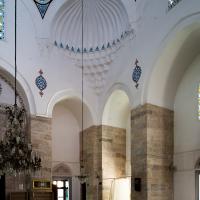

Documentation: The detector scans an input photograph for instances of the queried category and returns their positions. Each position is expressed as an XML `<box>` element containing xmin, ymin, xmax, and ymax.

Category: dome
<box><xmin>52</xmin><ymin>0</ymin><xmax>131</xmax><ymax>53</ymax></box>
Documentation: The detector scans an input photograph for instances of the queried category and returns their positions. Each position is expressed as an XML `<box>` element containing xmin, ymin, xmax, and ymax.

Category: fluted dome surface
<box><xmin>52</xmin><ymin>0</ymin><xmax>130</xmax><ymax>52</ymax></box>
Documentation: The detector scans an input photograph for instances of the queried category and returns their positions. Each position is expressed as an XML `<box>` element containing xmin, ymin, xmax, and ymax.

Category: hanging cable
<box><xmin>81</xmin><ymin>0</ymin><xmax>84</xmax><ymax>168</ymax></box>
<box><xmin>14</xmin><ymin>0</ymin><xmax>17</xmax><ymax>106</ymax></box>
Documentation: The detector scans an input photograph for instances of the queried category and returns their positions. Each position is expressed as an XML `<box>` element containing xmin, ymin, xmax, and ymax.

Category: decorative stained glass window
<box><xmin>198</xmin><ymin>83</ymin><xmax>200</xmax><ymax>120</ymax></box>
<box><xmin>168</xmin><ymin>0</ymin><xmax>182</xmax><ymax>11</ymax></box>
<box><xmin>0</xmin><ymin>0</ymin><xmax>4</xmax><ymax>39</ymax></box>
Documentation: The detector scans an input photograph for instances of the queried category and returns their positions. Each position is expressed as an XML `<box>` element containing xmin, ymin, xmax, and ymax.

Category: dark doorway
<box><xmin>81</xmin><ymin>183</ymin><xmax>86</xmax><ymax>200</ymax></box>
<box><xmin>0</xmin><ymin>175</ymin><xmax>5</xmax><ymax>200</ymax></box>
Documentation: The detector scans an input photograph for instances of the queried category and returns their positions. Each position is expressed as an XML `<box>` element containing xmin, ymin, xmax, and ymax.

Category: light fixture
<box><xmin>0</xmin><ymin>0</ymin><xmax>41</xmax><ymax>175</ymax></box>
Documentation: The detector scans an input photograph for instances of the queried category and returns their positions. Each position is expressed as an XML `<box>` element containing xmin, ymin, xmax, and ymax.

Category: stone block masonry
<box><xmin>31</xmin><ymin>116</ymin><xmax>52</xmax><ymax>180</ymax></box>
<box><xmin>131</xmin><ymin>104</ymin><xmax>173</xmax><ymax>200</ymax></box>
<box><xmin>81</xmin><ymin>125</ymin><xmax>126</xmax><ymax>200</ymax></box>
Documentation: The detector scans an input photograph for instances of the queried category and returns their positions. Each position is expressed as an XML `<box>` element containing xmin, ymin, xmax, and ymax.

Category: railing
<box><xmin>168</xmin><ymin>0</ymin><xmax>182</xmax><ymax>11</ymax></box>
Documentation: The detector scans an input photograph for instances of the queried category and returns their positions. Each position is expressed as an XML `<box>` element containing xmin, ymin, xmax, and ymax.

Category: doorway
<box><xmin>53</xmin><ymin>179</ymin><xmax>71</xmax><ymax>200</ymax></box>
<box><xmin>81</xmin><ymin>183</ymin><xmax>86</xmax><ymax>200</ymax></box>
<box><xmin>0</xmin><ymin>175</ymin><xmax>5</xmax><ymax>200</ymax></box>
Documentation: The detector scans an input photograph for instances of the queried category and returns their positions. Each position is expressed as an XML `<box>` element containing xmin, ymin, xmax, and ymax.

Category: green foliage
<box><xmin>0</xmin><ymin>105</ymin><xmax>41</xmax><ymax>175</ymax></box>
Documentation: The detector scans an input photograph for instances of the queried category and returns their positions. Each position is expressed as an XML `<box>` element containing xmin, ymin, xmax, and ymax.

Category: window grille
<box><xmin>0</xmin><ymin>0</ymin><xmax>4</xmax><ymax>39</ymax></box>
<box><xmin>168</xmin><ymin>0</ymin><xmax>182</xmax><ymax>11</ymax></box>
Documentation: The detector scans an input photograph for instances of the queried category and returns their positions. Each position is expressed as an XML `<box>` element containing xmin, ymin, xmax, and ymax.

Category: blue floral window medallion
<box><xmin>132</xmin><ymin>59</ymin><xmax>142</xmax><ymax>89</ymax></box>
<box><xmin>34</xmin><ymin>0</ymin><xmax>53</xmax><ymax>19</ymax></box>
<box><xmin>35</xmin><ymin>69</ymin><xmax>47</xmax><ymax>97</ymax></box>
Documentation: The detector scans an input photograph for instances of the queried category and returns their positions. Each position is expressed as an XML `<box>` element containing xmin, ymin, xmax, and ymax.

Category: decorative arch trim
<box><xmin>144</xmin><ymin>12</ymin><xmax>200</xmax><ymax>109</ymax></box>
<box><xmin>100</xmin><ymin>82</ymin><xmax>133</xmax><ymax>126</ymax></box>
<box><xmin>0</xmin><ymin>60</ymin><xmax>36</xmax><ymax>115</ymax></box>
<box><xmin>46</xmin><ymin>89</ymin><xmax>96</xmax><ymax>124</ymax></box>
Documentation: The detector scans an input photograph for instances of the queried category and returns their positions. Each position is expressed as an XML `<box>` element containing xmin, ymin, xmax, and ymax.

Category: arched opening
<box><xmin>102</xmin><ymin>89</ymin><xmax>131</xmax><ymax>200</ymax></box>
<box><xmin>147</xmin><ymin>21</ymin><xmax>200</xmax><ymax>200</ymax></box>
<box><xmin>52</xmin><ymin>97</ymin><xmax>93</xmax><ymax>200</ymax></box>
<box><xmin>174</xmin><ymin>53</ymin><xmax>200</xmax><ymax>200</ymax></box>
<box><xmin>0</xmin><ymin>68</ymin><xmax>31</xmax><ymax>198</ymax></box>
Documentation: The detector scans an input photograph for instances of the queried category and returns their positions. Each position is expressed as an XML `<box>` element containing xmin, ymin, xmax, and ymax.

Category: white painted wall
<box><xmin>52</xmin><ymin>102</ymin><xmax>80</xmax><ymax>176</ymax></box>
<box><xmin>174</xmin><ymin>54</ymin><xmax>200</xmax><ymax>200</ymax></box>
<box><xmin>102</xmin><ymin>90</ymin><xmax>131</xmax><ymax>175</ymax></box>
<box><xmin>52</xmin><ymin>102</ymin><xmax>81</xmax><ymax>199</ymax></box>
<box><xmin>72</xmin><ymin>177</ymin><xmax>80</xmax><ymax>200</ymax></box>
<box><xmin>0</xmin><ymin>77</ymin><xmax>15</xmax><ymax>105</ymax></box>
<box><xmin>1</xmin><ymin>0</ymin><xmax>200</xmax><ymax>118</ymax></box>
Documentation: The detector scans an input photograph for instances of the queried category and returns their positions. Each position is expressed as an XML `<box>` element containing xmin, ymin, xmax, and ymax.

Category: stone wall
<box><xmin>30</xmin><ymin>116</ymin><xmax>52</xmax><ymax>180</ymax></box>
<box><xmin>131</xmin><ymin>104</ymin><xmax>173</xmax><ymax>200</ymax></box>
<box><xmin>5</xmin><ymin>116</ymin><xmax>52</xmax><ymax>198</ymax></box>
<box><xmin>0</xmin><ymin>112</ymin><xmax>52</xmax><ymax>197</ymax></box>
<box><xmin>81</xmin><ymin>125</ymin><xmax>126</xmax><ymax>200</ymax></box>
<box><xmin>102</xmin><ymin>125</ymin><xmax>126</xmax><ymax>200</ymax></box>
<box><xmin>81</xmin><ymin>126</ymin><xmax>102</xmax><ymax>200</ymax></box>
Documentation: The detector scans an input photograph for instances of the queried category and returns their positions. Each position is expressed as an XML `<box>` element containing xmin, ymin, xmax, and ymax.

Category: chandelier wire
<box><xmin>14</xmin><ymin>0</ymin><xmax>17</xmax><ymax>106</ymax></box>
<box><xmin>81</xmin><ymin>0</ymin><xmax>84</xmax><ymax>168</ymax></box>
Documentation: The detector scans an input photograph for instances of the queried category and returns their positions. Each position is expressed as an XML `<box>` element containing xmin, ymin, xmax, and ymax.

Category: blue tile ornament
<box><xmin>35</xmin><ymin>69</ymin><xmax>47</xmax><ymax>97</ymax></box>
<box><xmin>33</xmin><ymin>0</ymin><xmax>53</xmax><ymax>19</ymax></box>
<box><xmin>132</xmin><ymin>59</ymin><xmax>142</xmax><ymax>89</ymax></box>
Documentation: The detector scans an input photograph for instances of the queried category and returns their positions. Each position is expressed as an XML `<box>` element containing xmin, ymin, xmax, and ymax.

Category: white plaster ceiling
<box><xmin>52</xmin><ymin>0</ymin><xmax>131</xmax><ymax>53</ymax></box>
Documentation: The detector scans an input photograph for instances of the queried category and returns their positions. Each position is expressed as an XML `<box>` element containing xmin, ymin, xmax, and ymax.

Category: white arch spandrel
<box><xmin>0</xmin><ymin>59</ymin><xmax>36</xmax><ymax>115</ymax></box>
<box><xmin>99</xmin><ymin>82</ymin><xmax>133</xmax><ymax>124</ymax></box>
<box><xmin>46</xmin><ymin>89</ymin><xmax>96</xmax><ymax>128</ymax></box>
<box><xmin>101</xmin><ymin>83</ymin><xmax>132</xmax><ymax>128</ymax></box>
<box><xmin>144</xmin><ymin>13</ymin><xmax>200</xmax><ymax>109</ymax></box>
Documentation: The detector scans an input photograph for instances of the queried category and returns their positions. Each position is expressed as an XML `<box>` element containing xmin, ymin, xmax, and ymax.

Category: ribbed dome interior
<box><xmin>52</xmin><ymin>0</ymin><xmax>130</xmax><ymax>53</ymax></box>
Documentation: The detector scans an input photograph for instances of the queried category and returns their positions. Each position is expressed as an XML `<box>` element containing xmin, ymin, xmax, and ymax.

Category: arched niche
<box><xmin>146</xmin><ymin>16</ymin><xmax>200</xmax><ymax>109</ymax></box>
<box><xmin>146</xmin><ymin>17</ymin><xmax>200</xmax><ymax>200</ymax></box>
<box><xmin>52</xmin><ymin>96</ymin><xmax>94</xmax><ymax>174</ymax></box>
<box><xmin>102</xmin><ymin>89</ymin><xmax>131</xmax><ymax>199</ymax></box>
<box><xmin>52</xmin><ymin>163</ymin><xmax>72</xmax><ymax>178</ymax></box>
<box><xmin>47</xmin><ymin>89</ymin><xmax>95</xmax><ymax>127</ymax></box>
<box><xmin>102</xmin><ymin>89</ymin><xmax>131</xmax><ymax>129</ymax></box>
<box><xmin>0</xmin><ymin>68</ymin><xmax>32</xmax><ymax>139</ymax></box>
<box><xmin>0</xmin><ymin>68</ymin><xmax>30</xmax><ymax>112</ymax></box>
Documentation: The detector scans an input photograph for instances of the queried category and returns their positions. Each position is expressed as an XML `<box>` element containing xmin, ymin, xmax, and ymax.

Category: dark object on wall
<box><xmin>81</xmin><ymin>183</ymin><xmax>86</xmax><ymax>200</ymax></box>
<box><xmin>0</xmin><ymin>83</ymin><xmax>2</xmax><ymax>95</ymax></box>
<box><xmin>52</xmin><ymin>184</ymin><xmax>57</xmax><ymax>200</ymax></box>
<box><xmin>33</xmin><ymin>179</ymin><xmax>52</xmax><ymax>190</ymax></box>
<box><xmin>0</xmin><ymin>175</ymin><xmax>5</xmax><ymax>200</ymax></box>
<box><xmin>134</xmin><ymin>178</ymin><xmax>141</xmax><ymax>192</ymax></box>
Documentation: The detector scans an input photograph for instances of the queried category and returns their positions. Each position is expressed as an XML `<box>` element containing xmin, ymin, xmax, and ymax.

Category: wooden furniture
<box><xmin>10</xmin><ymin>192</ymin><xmax>28</xmax><ymax>200</ymax></box>
<box><xmin>30</xmin><ymin>192</ymin><xmax>53</xmax><ymax>200</ymax></box>
<box><xmin>10</xmin><ymin>191</ymin><xmax>53</xmax><ymax>200</ymax></box>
